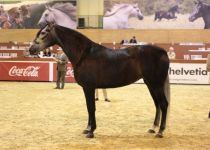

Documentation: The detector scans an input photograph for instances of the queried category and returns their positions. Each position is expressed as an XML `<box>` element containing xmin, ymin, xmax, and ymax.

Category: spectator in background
<box><xmin>129</xmin><ymin>36</ymin><xmax>137</xmax><ymax>43</ymax></box>
<box><xmin>167</xmin><ymin>46</ymin><xmax>176</xmax><ymax>59</ymax></box>
<box><xmin>120</xmin><ymin>39</ymin><xmax>128</xmax><ymax>45</ymax></box>
<box><xmin>53</xmin><ymin>51</ymin><xmax>68</xmax><ymax>89</ymax></box>
<box><xmin>95</xmin><ymin>89</ymin><xmax>110</xmax><ymax>102</ymax></box>
<box><xmin>120</xmin><ymin>39</ymin><xmax>129</xmax><ymax>49</ymax></box>
<box><xmin>206</xmin><ymin>54</ymin><xmax>210</xmax><ymax>71</ymax></box>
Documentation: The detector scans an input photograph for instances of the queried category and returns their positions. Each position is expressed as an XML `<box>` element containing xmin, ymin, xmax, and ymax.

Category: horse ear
<box><xmin>45</xmin><ymin>4</ymin><xmax>52</xmax><ymax>11</ymax></box>
<box><xmin>45</xmin><ymin>4</ymin><xmax>49</xmax><ymax>9</ymax></box>
<box><xmin>197</xmin><ymin>0</ymin><xmax>202</xmax><ymax>4</ymax></box>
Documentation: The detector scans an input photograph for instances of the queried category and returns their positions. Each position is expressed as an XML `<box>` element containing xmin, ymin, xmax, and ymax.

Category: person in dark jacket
<box><xmin>129</xmin><ymin>36</ymin><xmax>137</xmax><ymax>43</ymax></box>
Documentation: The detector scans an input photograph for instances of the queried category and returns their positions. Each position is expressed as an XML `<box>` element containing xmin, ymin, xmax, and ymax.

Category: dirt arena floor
<box><xmin>0</xmin><ymin>82</ymin><xmax>210</xmax><ymax>150</ymax></box>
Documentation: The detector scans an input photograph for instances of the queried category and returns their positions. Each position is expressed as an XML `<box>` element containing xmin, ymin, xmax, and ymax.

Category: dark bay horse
<box><xmin>189</xmin><ymin>0</ymin><xmax>210</xmax><ymax>29</ymax></box>
<box><xmin>154</xmin><ymin>5</ymin><xmax>179</xmax><ymax>21</ymax></box>
<box><xmin>29</xmin><ymin>24</ymin><xmax>170</xmax><ymax>138</ymax></box>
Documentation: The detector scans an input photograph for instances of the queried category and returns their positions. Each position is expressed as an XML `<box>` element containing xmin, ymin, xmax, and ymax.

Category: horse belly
<box><xmin>98</xmin><ymin>61</ymin><xmax>142</xmax><ymax>88</ymax></box>
<box><xmin>75</xmin><ymin>59</ymin><xmax>142</xmax><ymax>88</ymax></box>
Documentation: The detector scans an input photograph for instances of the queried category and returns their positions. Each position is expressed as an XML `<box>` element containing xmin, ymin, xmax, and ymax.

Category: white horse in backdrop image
<box><xmin>38</xmin><ymin>3</ymin><xmax>76</xmax><ymax>29</ymax></box>
<box><xmin>103</xmin><ymin>3</ymin><xmax>144</xmax><ymax>29</ymax></box>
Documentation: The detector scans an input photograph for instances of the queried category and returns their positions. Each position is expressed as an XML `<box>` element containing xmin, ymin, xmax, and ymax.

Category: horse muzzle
<box><xmin>189</xmin><ymin>16</ymin><xmax>196</xmax><ymax>22</ymax></box>
<box><xmin>138</xmin><ymin>15</ymin><xmax>144</xmax><ymax>20</ymax></box>
<box><xmin>38</xmin><ymin>22</ymin><xmax>47</xmax><ymax>29</ymax></box>
<box><xmin>29</xmin><ymin>44</ymin><xmax>40</xmax><ymax>55</ymax></box>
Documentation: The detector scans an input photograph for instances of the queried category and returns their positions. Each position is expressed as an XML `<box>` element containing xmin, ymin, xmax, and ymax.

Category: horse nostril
<box><xmin>38</xmin><ymin>22</ymin><xmax>47</xmax><ymax>29</ymax></box>
<box><xmin>29</xmin><ymin>45</ymin><xmax>36</xmax><ymax>55</ymax></box>
<box><xmin>138</xmin><ymin>15</ymin><xmax>144</xmax><ymax>20</ymax></box>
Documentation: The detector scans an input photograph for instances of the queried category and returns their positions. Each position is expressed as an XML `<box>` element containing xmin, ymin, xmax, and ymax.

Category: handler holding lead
<box><xmin>53</xmin><ymin>50</ymin><xmax>68</xmax><ymax>89</ymax></box>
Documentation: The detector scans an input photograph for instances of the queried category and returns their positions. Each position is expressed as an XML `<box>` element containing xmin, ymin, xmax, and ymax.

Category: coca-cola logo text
<box><xmin>9</xmin><ymin>66</ymin><xmax>40</xmax><ymax>77</ymax></box>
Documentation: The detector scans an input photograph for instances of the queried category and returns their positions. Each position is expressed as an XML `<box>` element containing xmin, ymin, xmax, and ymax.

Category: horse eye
<box><xmin>41</xmin><ymin>32</ymin><xmax>46</xmax><ymax>35</ymax></box>
<box><xmin>45</xmin><ymin>14</ymin><xmax>48</xmax><ymax>17</ymax></box>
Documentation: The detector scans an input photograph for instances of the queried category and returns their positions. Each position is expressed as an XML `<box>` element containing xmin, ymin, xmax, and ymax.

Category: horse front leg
<box><xmin>82</xmin><ymin>87</ymin><xmax>96</xmax><ymax>138</ymax></box>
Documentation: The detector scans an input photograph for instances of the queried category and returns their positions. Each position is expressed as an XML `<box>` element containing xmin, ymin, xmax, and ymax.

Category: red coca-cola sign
<box><xmin>9</xmin><ymin>66</ymin><xmax>40</xmax><ymax>77</ymax></box>
<box><xmin>0</xmin><ymin>62</ymin><xmax>49</xmax><ymax>81</ymax></box>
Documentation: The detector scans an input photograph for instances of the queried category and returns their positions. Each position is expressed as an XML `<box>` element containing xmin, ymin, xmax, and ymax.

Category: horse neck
<box><xmin>54</xmin><ymin>27</ymin><xmax>93</xmax><ymax>66</ymax></box>
<box><xmin>53</xmin><ymin>10</ymin><xmax>75</xmax><ymax>28</ymax></box>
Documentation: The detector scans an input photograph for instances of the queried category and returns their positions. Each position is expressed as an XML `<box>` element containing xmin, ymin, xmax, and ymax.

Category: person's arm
<box><xmin>53</xmin><ymin>57</ymin><xmax>61</xmax><ymax>63</ymax></box>
<box><xmin>59</xmin><ymin>54</ymin><xmax>68</xmax><ymax>64</ymax></box>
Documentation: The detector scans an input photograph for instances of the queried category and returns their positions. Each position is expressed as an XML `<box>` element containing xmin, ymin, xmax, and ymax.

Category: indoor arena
<box><xmin>0</xmin><ymin>0</ymin><xmax>210</xmax><ymax>150</ymax></box>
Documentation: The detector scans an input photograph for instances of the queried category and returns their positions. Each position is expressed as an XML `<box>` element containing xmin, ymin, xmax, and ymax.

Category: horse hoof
<box><xmin>148</xmin><ymin>129</ymin><xmax>156</xmax><ymax>134</ymax></box>
<box><xmin>82</xmin><ymin>129</ymin><xmax>89</xmax><ymax>134</ymax></box>
<box><xmin>155</xmin><ymin>133</ymin><xmax>163</xmax><ymax>138</ymax></box>
<box><xmin>86</xmin><ymin>132</ymin><xmax>94</xmax><ymax>138</ymax></box>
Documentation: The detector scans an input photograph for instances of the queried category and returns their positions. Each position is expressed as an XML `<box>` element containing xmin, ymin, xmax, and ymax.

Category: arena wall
<box><xmin>0</xmin><ymin>29</ymin><xmax>210</xmax><ymax>43</ymax></box>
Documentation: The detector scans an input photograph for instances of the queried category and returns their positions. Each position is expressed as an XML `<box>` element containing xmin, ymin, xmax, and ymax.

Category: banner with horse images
<box><xmin>103</xmin><ymin>0</ymin><xmax>210</xmax><ymax>29</ymax></box>
<box><xmin>0</xmin><ymin>0</ymin><xmax>76</xmax><ymax>29</ymax></box>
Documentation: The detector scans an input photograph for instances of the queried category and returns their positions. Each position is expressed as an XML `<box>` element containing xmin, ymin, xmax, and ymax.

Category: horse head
<box><xmin>169</xmin><ymin>5</ymin><xmax>179</xmax><ymax>13</ymax></box>
<box><xmin>129</xmin><ymin>3</ymin><xmax>144</xmax><ymax>20</ymax></box>
<box><xmin>29</xmin><ymin>23</ymin><xmax>56</xmax><ymax>55</ymax></box>
<box><xmin>38</xmin><ymin>5</ymin><xmax>55</xmax><ymax>29</ymax></box>
<box><xmin>189</xmin><ymin>0</ymin><xmax>203</xmax><ymax>22</ymax></box>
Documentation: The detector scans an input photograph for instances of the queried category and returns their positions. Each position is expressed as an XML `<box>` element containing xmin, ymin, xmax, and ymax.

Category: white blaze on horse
<box><xmin>38</xmin><ymin>3</ymin><xmax>76</xmax><ymax>29</ymax></box>
<box><xmin>103</xmin><ymin>3</ymin><xmax>143</xmax><ymax>29</ymax></box>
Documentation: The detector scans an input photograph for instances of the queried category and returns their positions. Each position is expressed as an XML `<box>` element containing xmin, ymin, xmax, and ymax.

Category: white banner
<box><xmin>169</xmin><ymin>63</ymin><xmax>209</xmax><ymax>84</ymax></box>
<box><xmin>136</xmin><ymin>63</ymin><xmax>210</xmax><ymax>84</ymax></box>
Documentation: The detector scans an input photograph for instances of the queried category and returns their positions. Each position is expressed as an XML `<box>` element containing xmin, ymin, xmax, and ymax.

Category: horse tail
<box><xmin>164</xmin><ymin>74</ymin><xmax>170</xmax><ymax>123</ymax></box>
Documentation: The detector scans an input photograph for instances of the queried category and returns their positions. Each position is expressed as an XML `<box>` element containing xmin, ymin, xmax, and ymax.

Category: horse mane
<box><xmin>54</xmin><ymin>24</ymin><xmax>97</xmax><ymax>65</ymax></box>
<box><xmin>202</xmin><ymin>2</ymin><xmax>210</xmax><ymax>9</ymax></box>
<box><xmin>54</xmin><ymin>24</ymin><xmax>94</xmax><ymax>47</ymax></box>
<box><xmin>104</xmin><ymin>3</ymin><xmax>131</xmax><ymax>17</ymax></box>
<box><xmin>52</xmin><ymin>3</ymin><xmax>76</xmax><ymax>22</ymax></box>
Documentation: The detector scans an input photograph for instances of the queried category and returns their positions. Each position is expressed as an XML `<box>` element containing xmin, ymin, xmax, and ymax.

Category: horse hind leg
<box><xmin>153</xmin><ymin>86</ymin><xmax>169</xmax><ymax>138</ymax></box>
<box><xmin>144</xmin><ymin>80</ymin><xmax>161</xmax><ymax>134</ymax></box>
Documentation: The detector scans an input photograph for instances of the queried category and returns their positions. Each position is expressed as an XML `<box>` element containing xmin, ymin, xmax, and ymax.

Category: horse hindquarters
<box><xmin>140</xmin><ymin>48</ymin><xmax>170</xmax><ymax>137</ymax></box>
<box><xmin>145</xmin><ymin>76</ymin><xmax>170</xmax><ymax>138</ymax></box>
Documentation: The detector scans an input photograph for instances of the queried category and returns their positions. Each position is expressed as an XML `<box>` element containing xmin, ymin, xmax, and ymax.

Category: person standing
<box><xmin>206</xmin><ymin>54</ymin><xmax>210</xmax><ymax>71</ymax></box>
<box><xmin>95</xmin><ymin>89</ymin><xmax>110</xmax><ymax>102</ymax></box>
<box><xmin>167</xmin><ymin>46</ymin><xmax>176</xmax><ymax>59</ymax></box>
<box><xmin>53</xmin><ymin>51</ymin><xmax>68</xmax><ymax>89</ymax></box>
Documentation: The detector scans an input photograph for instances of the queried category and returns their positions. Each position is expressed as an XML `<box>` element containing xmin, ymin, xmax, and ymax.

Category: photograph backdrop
<box><xmin>1</xmin><ymin>0</ymin><xmax>210</xmax><ymax>29</ymax></box>
<box><xmin>0</xmin><ymin>0</ymin><xmax>76</xmax><ymax>29</ymax></box>
<box><xmin>103</xmin><ymin>0</ymin><xmax>210</xmax><ymax>29</ymax></box>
